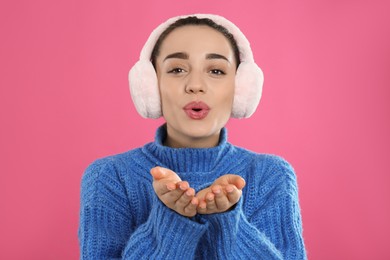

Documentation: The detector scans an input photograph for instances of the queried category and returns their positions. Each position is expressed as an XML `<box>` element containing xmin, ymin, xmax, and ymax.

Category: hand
<box><xmin>196</xmin><ymin>174</ymin><xmax>246</xmax><ymax>215</ymax></box>
<box><xmin>150</xmin><ymin>167</ymin><xmax>199</xmax><ymax>217</ymax></box>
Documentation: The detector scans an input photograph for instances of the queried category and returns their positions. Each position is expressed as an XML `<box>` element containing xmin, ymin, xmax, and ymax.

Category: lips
<box><xmin>183</xmin><ymin>101</ymin><xmax>210</xmax><ymax>120</ymax></box>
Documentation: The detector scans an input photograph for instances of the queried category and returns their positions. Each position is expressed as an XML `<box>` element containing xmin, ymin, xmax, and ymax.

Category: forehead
<box><xmin>158</xmin><ymin>25</ymin><xmax>234</xmax><ymax>57</ymax></box>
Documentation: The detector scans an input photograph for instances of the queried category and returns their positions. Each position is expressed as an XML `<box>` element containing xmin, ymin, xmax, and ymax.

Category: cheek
<box><xmin>159</xmin><ymin>89</ymin><xmax>170</xmax><ymax>113</ymax></box>
<box><xmin>159</xmin><ymin>80</ymin><xmax>179</xmax><ymax>114</ymax></box>
<box><xmin>222</xmin><ymin>82</ymin><xmax>235</xmax><ymax>107</ymax></box>
<box><xmin>214</xmin><ymin>85</ymin><xmax>235</xmax><ymax>117</ymax></box>
<box><xmin>160</xmin><ymin>88</ymin><xmax>177</xmax><ymax>106</ymax></box>
<box><xmin>158</xmin><ymin>77</ymin><xmax>172</xmax><ymax>101</ymax></box>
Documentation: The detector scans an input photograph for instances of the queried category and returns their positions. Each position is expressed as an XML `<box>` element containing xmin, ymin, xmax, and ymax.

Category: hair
<box><xmin>150</xmin><ymin>16</ymin><xmax>241</xmax><ymax>69</ymax></box>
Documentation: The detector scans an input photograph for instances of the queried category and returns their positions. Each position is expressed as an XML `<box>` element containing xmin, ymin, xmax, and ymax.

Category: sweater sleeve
<box><xmin>122</xmin><ymin>197</ymin><xmax>208</xmax><ymax>259</ymax></box>
<box><xmin>198</xmin><ymin>155</ymin><xmax>307</xmax><ymax>260</ymax></box>
<box><xmin>78</xmin><ymin>159</ymin><xmax>208</xmax><ymax>260</ymax></box>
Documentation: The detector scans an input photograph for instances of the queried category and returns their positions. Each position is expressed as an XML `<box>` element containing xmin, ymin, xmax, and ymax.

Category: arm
<box><xmin>78</xmin><ymin>159</ymin><xmax>130</xmax><ymax>259</ymax></box>
<box><xmin>122</xmin><ymin>197</ymin><xmax>208</xmax><ymax>259</ymax></box>
<box><xmin>198</xmin><ymin>156</ymin><xmax>306</xmax><ymax>260</ymax></box>
<box><xmin>78</xmin><ymin>159</ymin><xmax>208</xmax><ymax>260</ymax></box>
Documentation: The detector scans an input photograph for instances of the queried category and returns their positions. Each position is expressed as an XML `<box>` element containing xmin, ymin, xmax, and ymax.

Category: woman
<box><xmin>79</xmin><ymin>14</ymin><xmax>306</xmax><ymax>259</ymax></box>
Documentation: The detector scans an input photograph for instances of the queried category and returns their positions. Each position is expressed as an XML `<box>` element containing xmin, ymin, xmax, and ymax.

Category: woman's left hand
<box><xmin>196</xmin><ymin>174</ymin><xmax>246</xmax><ymax>214</ymax></box>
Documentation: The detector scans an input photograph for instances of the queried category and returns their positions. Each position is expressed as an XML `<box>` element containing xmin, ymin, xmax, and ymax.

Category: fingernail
<box><xmin>166</xmin><ymin>183</ymin><xmax>175</xmax><ymax>191</ymax></box>
<box><xmin>213</xmin><ymin>188</ymin><xmax>221</xmax><ymax>194</ymax></box>
<box><xmin>186</xmin><ymin>190</ymin><xmax>192</xmax><ymax>196</ymax></box>
<box><xmin>226</xmin><ymin>186</ymin><xmax>234</xmax><ymax>193</ymax></box>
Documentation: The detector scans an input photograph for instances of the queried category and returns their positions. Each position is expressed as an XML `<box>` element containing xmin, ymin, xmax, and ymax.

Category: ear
<box><xmin>129</xmin><ymin>60</ymin><xmax>162</xmax><ymax>118</ymax></box>
<box><xmin>232</xmin><ymin>61</ymin><xmax>264</xmax><ymax>118</ymax></box>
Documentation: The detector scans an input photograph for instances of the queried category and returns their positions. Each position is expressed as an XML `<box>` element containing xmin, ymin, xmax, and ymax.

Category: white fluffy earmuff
<box><xmin>129</xmin><ymin>14</ymin><xmax>264</xmax><ymax>119</ymax></box>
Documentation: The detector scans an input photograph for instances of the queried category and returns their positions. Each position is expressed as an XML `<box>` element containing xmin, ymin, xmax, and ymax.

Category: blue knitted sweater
<box><xmin>78</xmin><ymin>125</ymin><xmax>306</xmax><ymax>259</ymax></box>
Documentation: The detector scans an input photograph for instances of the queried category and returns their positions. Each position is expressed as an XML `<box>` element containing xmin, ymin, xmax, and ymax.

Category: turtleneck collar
<box><xmin>142</xmin><ymin>124</ymin><xmax>233</xmax><ymax>173</ymax></box>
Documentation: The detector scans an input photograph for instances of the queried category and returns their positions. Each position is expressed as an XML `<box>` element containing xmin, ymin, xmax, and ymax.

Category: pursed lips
<box><xmin>183</xmin><ymin>101</ymin><xmax>210</xmax><ymax>111</ymax></box>
<box><xmin>183</xmin><ymin>101</ymin><xmax>210</xmax><ymax>120</ymax></box>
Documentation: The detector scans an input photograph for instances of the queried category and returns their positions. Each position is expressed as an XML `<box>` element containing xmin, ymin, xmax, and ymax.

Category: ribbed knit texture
<box><xmin>79</xmin><ymin>125</ymin><xmax>307</xmax><ymax>259</ymax></box>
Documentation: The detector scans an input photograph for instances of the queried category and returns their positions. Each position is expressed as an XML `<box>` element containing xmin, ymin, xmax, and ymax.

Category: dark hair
<box><xmin>151</xmin><ymin>16</ymin><xmax>241</xmax><ymax>69</ymax></box>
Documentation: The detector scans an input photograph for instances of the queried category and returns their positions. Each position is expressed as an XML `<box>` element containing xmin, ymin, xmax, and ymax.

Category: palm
<box><xmin>196</xmin><ymin>174</ymin><xmax>246</xmax><ymax>214</ymax></box>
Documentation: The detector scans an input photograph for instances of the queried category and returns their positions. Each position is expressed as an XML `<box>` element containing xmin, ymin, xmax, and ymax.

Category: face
<box><xmin>155</xmin><ymin>25</ymin><xmax>237</xmax><ymax>148</ymax></box>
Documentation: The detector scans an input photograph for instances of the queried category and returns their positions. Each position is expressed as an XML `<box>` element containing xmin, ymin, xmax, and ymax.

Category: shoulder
<box><xmin>232</xmin><ymin>145</ymin><xmax>297</xmax><ymax>188</ymax></box>
<box><xmin>80</xmin><ymin>147</ymin><xmax>146</xmax><ymax>195</ymax></box>
<box><xmin>81</xmin><ymin>142</ymin><xmax>158</xmax><ymax>184</ymax></box>
<box><xmin>232</xmin><ymin>145</ymin><xmax>294</xmax><ymax>172</ymax></box>
<box><xmin>93</xmin><ymin>144</ymin><xmax>153</xmax><ymax>171</ymax></box>
<box><xmin>82</xmin><ymin>148</ymin><xmax>142</xmax><ymax>177</ymax></box>
<box><xmin>257</xmin><ymin>153</ymin><xmax>297</xmax><ymax>185</ymax></box>
<box><xmin>260</xmin><ymin>153</ymin><xmax>296</xmax><ymax>179</ymax></box>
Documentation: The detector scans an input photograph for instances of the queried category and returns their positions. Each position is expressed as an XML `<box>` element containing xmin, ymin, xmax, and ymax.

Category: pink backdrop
<box><xmin>1</xmin><ymin>1</ymin><xmax>389</xmax><ymax>259</ymax></box>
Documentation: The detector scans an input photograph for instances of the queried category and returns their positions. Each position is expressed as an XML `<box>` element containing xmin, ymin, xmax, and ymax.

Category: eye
<box><xmin>168</xmin><ymin>68</ymin><xmax>186</xmax><ymax>74</ymax></box>
<box><xmin>209</xmin><ymin>69</ymin><xmax>225</xmax><ymax>75</ymax></box>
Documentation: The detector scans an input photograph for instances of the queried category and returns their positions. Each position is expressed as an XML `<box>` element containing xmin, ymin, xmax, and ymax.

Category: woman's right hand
<box><xmin>150</xmin><ymin>166</ymin><xmax>199</xmax><ymax>217</ymax></box>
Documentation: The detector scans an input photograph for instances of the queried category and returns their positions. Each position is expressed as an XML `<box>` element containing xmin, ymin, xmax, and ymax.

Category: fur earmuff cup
<box><xmin>129</xmin><ymin>60</ymin><xmax>161</xmax><ymax>118</ymax></box>
<box><xmin>232</xmin><ymin>61</ymin><xmax>264</xmax><ymax>118</ymax></box>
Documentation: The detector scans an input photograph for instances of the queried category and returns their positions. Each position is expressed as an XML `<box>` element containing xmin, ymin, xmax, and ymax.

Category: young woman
<box><xmin>79</xmin><ymin>14</ymin><xmax>306</xmax><ymax>259</ymax></box>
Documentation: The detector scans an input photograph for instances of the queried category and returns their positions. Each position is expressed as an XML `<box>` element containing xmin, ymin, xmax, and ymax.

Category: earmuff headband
<box><xmin>129</xmin><ymin>14</ymin><xmax>264</xmax><ymax>119</ymax></box>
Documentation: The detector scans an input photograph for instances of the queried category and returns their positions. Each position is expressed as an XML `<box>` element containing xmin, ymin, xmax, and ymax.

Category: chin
<box><xmin>182</xmin><ymin>122</ymin><xmax>222</xmax><ymax>138</ymax></box>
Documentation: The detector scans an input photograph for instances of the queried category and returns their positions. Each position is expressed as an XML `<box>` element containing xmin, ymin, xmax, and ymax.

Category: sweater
<box><xmin>78</xmin><ymin>125</ymin><xmax>307</xmax><ymax>259</ymax></box>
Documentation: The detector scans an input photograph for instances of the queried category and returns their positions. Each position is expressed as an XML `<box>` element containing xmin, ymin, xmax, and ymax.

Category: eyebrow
<box><xmin>206</xmin><ymin>53</ymin><xmax>230</xmax><ymax>63</ymax></box>
<box><xmin>163</xmin><ymin>52</ymin><xmax>188</xmax><ymax>62</ymax></box>
<box><xmin>163</xmin><ymin>52</ymin><xmax>230</xmax><ymax>63</ymax></box>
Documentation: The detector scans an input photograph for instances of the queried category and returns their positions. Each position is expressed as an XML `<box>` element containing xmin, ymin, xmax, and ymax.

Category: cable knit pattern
<box><xmin>79</xmin><ymin>125</ymin><xmax>306</xmax><ymax>259</ymax></box>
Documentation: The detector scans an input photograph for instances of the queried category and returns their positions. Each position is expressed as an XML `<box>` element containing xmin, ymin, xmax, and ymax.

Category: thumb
<box><xmin>150</xmin><ymin>166</ymin><xmax>181</xmax><ymax>181</ymax></box>
<box><xmin>150</xmin><ymin>166</ymin><xmax>167</xmax><ymax>180</ymax></box>
<box><xmin>227</xmin><ymin>175</ymin><xmax>246</xmax><ymax>190</ymax></box>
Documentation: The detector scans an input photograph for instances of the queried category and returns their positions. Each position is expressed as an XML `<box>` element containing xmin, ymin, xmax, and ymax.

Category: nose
<box><xmin>185</xmin><ymin>72</ymin><xmax>206</xmax><ymax>94</ymax></box>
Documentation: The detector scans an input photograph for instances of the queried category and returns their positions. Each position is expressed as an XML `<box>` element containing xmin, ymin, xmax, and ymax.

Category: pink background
<box><xmin>1</xmin><ymin>1</ymin><xmax>389</xmax><ymax>259</ymax></box>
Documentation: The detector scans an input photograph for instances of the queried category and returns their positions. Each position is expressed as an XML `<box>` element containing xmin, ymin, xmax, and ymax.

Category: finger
<box><xmin>150</xmin><ymin>167</ymin><xmax>181</xmax><ymax>182</ymax></box>
<box><xmin>160</xmin><ymin>185</ymin><xmax>187</xmax><ymax>204</ymax></box>
<box><xmin>168</xmin><ymin>181</ymin><xmax>190</xmax><ymax>200</ymax></box>
<box><xmin>205</xmin><ymin>192</ymin><xmax>217</xmax><ymax>211</ymax></box>
<box><xmin>197</xmin><ymin>200</ymin><xmax>207</xmax><ymax>213</ymax></box>
<box><xmin>213</xmin><ymin>186</ymin><xmax>230</xmax><ymax>210</ymax></box>
<box><xmin>175</xmin><ymin>187</ymin><xmax>194</xmax><ymax>209</ymax></box>
<box><xmin>235</xmin><ymin>176</ymin><xmax>246</xmax><ymax>190</ymax></box>
<box><xmin>176</xmin><ymin>181</ymin><xmax>190</xmax><ymax>191</ymax></box>
<box><xmin>152</xmin><ymin>180</ymin><xmax>176</xmax><ymax>197</ymax></box>
<box><xmin>227</xmin><ymin>175</ymin><xmax>246</xmax><ymax>190</ymax></box>
<box><xmin>226</xmin><ymin>184</ymin><xmax>242</xmax><ymax>204</ymax></box>
<box><xmin>211</xmin><ymin>185</ymin><xmax>222</xmax><ymax>195</ymax></box>
<box><xmin>183</xmin><ymin>197</ymin><xmax>199</xmax><ymax>217</ymax></box>
<box><xmin>150</xmin><ymin>167</ymin><xmax>166</xmax><ymax>180</ymax></box>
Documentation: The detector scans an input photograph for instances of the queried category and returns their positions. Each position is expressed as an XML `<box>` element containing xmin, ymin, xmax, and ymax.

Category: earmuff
<box><xmin>129</xmin><ymin>14</ymin><xmax>264</xmax><ymax>119</ymax></box>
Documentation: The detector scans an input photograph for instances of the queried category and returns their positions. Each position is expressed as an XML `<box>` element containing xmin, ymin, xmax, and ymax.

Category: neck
<box><xmin>164</xmin><ymin>126</ymin><xmax>221</xmax><ymax>148</ymax></box>
<box><xmin>164</xmin><ymin>135</ymin><xmax>219</xmax><ymax>148</ymax></box>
